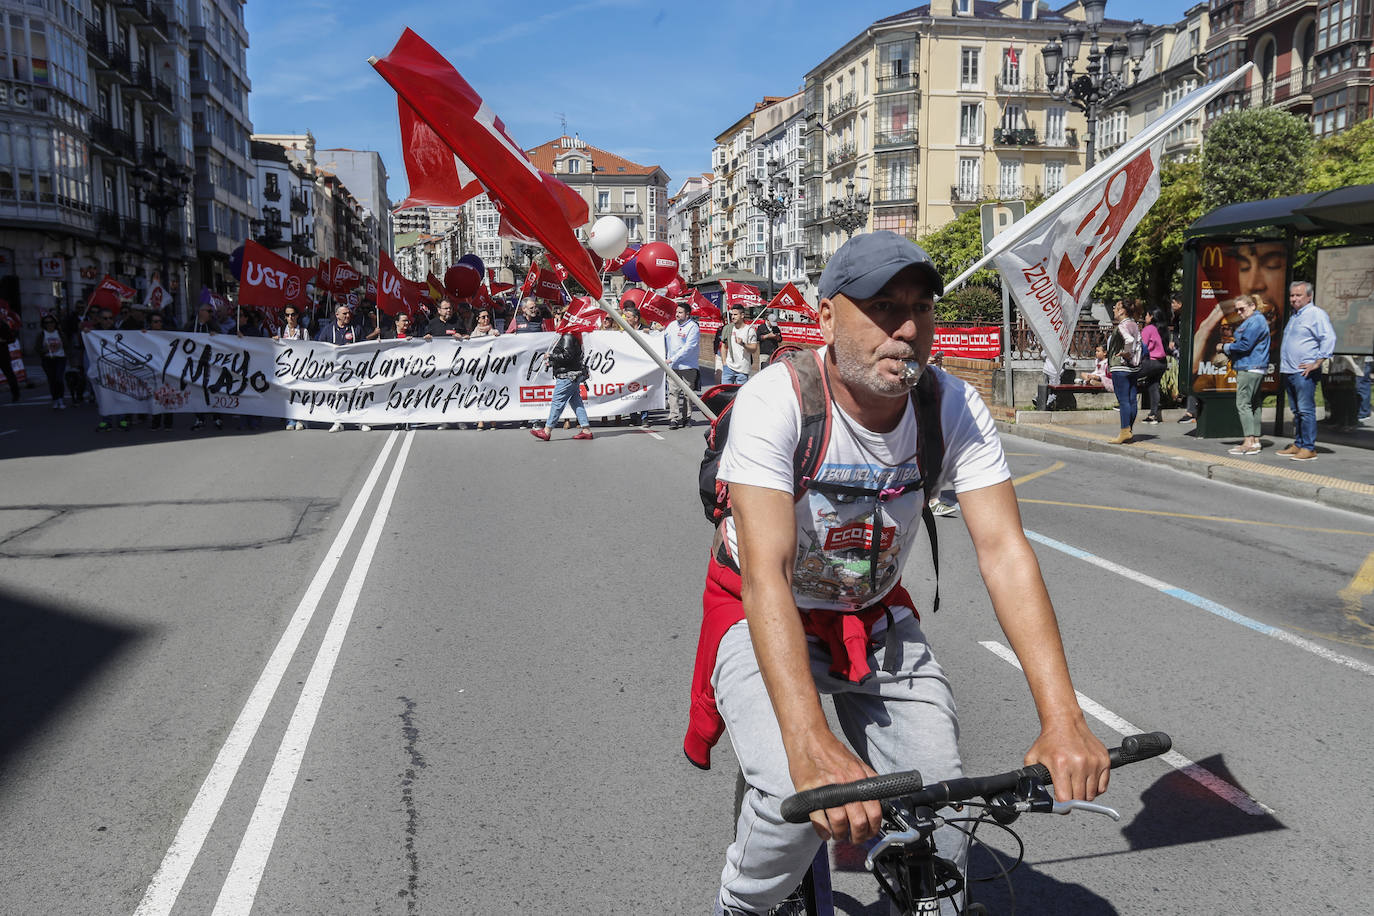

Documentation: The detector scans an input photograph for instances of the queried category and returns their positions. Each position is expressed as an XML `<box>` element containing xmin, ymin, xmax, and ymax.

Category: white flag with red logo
<box><xmin>956</xmin><ymin>64</ymin><xmax>1254</xmax><ymax>370</ymax></box>
<box><xmin>765</xmin><ymin>281</ymin><xmax>817</xmax><ymax>323</ymax></box>
<box><xmin>144</xmin><ymin>280</ymin><xmax>170</xmax><ymax>313</ymax></box>
<box><xmin>721</xmin><ymin>280</ymin><xmax>764</xmax><ymax>310</ymax></box>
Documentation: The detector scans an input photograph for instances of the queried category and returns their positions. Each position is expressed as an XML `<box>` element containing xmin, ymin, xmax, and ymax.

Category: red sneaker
<box><xmin>572</xmin><ymin>430</ymin><xmax>594</xmax><ymax>440</ymax></box>
<box><xmin>530</xmin><ymin>428</ymin><xmax>550</xmax><ymax>441</ymax></box>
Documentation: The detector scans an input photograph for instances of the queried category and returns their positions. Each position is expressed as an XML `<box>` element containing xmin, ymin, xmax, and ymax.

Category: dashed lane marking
<box><xmin>1018</xmin><ymin>497</ymin><xmax>1374</xmax><ymax>539</ymax></box>
<box><xmin>1011</xmin><ymin>460</ymin><xmax>1065</xmax><ymax>488</ymax></box>
<box><xmin>980</xmin><ymin>640</ymin><xmax>1275</xmax><ymax>816</ymax></box>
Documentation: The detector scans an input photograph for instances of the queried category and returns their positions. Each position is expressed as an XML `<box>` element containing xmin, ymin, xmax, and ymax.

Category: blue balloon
<box><xmin>620</xmin><ymin>247</ymin><xmax>641</xmax><ymax>283</ymax></box>
<box><xmin>457</xmin><ymin>253</ymin><xmax>485</xmax><ymax>277</ymax></box>
<box><xmin>229</xmin><ymin>244</ymin><xmax>245</xmax><ymax>279</ymax></box>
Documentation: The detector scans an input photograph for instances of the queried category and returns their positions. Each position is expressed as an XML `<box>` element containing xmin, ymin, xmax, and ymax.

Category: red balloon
<box><xmin>664</xmin><ymin>275</ymin><xmax>687</xmax><ymax>298</ymax></box>
<box><xmin>635</xmin><ymin>242</ymin><xmax>680</xmax><ymax>290</ymax></box>
<box><xmin>619</xmin><ymin>287</ymin><xmax>647</xmax><ymax>309</ymax></box>
<box><xmin>444</xmin><ymin>263</ymin><xmax>481</xmax><ymax>299</ymax></box>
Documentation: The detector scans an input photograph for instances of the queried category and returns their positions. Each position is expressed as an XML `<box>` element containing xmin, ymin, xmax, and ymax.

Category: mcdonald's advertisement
<box><xmin>1191</xmin><ymin>238</ymin><xmax>1285</xmax><ymax>394</ymax></box>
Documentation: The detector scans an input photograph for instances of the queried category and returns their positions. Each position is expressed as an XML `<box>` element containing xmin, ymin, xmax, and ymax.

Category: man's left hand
<box><xmin>1024</xmin><ymin>717</ymin><xmax>1111</xmax><ymax>803</ymax></box>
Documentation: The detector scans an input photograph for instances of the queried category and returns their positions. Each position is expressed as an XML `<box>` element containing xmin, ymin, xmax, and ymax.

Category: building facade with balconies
<box><xmin>801</xmin><ymin>1</ymin><xmax>1146</xmax><ymax>278</ymax></box>
<box><xmin>1204</xmin><ymin>0</ymin><xmax>1371</xmax><ymax>136</ymax></box>
<box><xmin>315</xmin><ymin>148</ymin><xmax>392</xmax><ymax>267</ymax></box>
<box><xmin>744</xmin><ymin>92</ymin><xmax>809</xmax><ymax>295</ymax></box>
<box><xmin>668</xmin><ymin>174</ymin><xmax>715</xmax><ymax>283</ymax></box>
<box><xmin>249</xmin><ymin>139</ymin><xmax>316</xmax><ymax>267</ymax></box>
<box><xmin>188</xmin><ymin>0</ymin><xmax>253</xmax><ymax>295</ymax></box>
<box><xmin>0</xmin><ymin>0</ymin><xmax>198</xmax><ymax>336</ymax></box>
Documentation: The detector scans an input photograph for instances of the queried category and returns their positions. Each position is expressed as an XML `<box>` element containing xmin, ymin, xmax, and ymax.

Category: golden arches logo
<box><xmin>1201</xmin><ymin>245</ymin><xmax>1225</xmax><ymax>269</ymax></box>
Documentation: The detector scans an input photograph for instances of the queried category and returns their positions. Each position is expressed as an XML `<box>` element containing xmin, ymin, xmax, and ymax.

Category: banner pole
<box><xmin>599</xmin><ymin>296</ymin><xmax>717</xmax><ymax>421</ymax></box>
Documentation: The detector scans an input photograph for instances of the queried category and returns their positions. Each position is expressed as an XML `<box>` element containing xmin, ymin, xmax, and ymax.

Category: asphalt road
<box><xmin>2</xmin><ymin>396</ymin><xmax>1371</xmax><ymax>915</ymax></box>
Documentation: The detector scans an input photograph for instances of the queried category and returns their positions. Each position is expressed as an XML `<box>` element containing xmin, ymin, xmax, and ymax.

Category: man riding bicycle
<box><xmin>685</xmin><ymin>232</ymin><xmax>1109</xmax><ymax>915</ymax></box>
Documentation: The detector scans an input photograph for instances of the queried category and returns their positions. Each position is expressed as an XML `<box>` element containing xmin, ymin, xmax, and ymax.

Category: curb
<box><xmin>996</xmin><ymin>420</ymin><xmax>1374</xmax><ymax>519</ymax></box>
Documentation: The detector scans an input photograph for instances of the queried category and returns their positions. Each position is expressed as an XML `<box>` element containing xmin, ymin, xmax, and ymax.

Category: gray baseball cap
<box><xmin>819</xmin><ymin>231</ymin><xmax>944</xmax><ymax>301</ymax></box>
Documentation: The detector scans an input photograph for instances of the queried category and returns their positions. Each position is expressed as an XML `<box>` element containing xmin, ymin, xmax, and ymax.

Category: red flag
<box><xmin>394</xmin><ymin>98</ymin><xmax>483</xmax><ymax>211</ymax></box>
<box><xmin>1008</xmin><ymin>45</ymin><xmax>1019</xmax><ymax>67</ymax></box>
<box><xmin>239</xmin><ymin>240</ymin><xmax>313</xmax><ymax>310</ymax></box>
<box><xmin>552</xmin><ymin>262</ymin><xmax>569</xmax><ymax>283</ymax></box>
<box><xmin>371</xmin><ymin>29</ymin><xmax>601</xmax><ymax>296</ymax></box>
<box><xmin>519</xmin><ymin>262</ymin><xmax>539</xmax><ymax>299</ymax></box>
<box><xmin>688</xmin><ymin>289</ymin><xmax>722</xmax><ymax>323</ymax></box>
<box><xmin>330</xmin><ymin>259</ymin><xmax>363</xmax><ymax>294</ymax></box>
<box><xmin>534</xmin><ymin>268</ymin><xmax>562</xmax><ymax>302</ymax></box>
<box><xmin>497</xmin><ymin>211</ymin><xmax>540</xmax><ymax>246</ymax></box>
<box><xmin>87</xmin><ymin>275</ymin><xmax>137</xmax><ymax>314</ymax></box>
<box><xmin>720</xmin><ymin>280</ymin><xmax>765</xmax><ymax>310</ymax></box>
<box><xmin>427</xmin><ymin>272</ymin><xmax>446</xmax><ymax>301</ymax></box>
<box><xmin>602</xmin><ymin>246</ymin><xmax>635</xmax><ymax>275</ymax></box>
<box><xmin>765</xmin><ymin>281</ymin><xmax>817</xmax><ymax>322</ymax></box>
<box><xmin>366</xmin><ymin>276</ymin><xmax>378</xmax><ymax>301</ymax></box>
<box><xmin>376</xmin><ymin>251</ymin><xmax>412</xmax><ymax>316</ymax></box>
<box><xmin>554</xmin><ymin>296</ymin><xmax>603</xmax><ymax>334</ymax></box>
<box><xmin>486</xmin><ymin>269</ymin><xmax>514</xmax><ymax>295</ymax></box>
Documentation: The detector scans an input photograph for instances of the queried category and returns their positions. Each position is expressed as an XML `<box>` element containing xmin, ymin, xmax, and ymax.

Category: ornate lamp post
<box><xmin>133</xmin><ymin>148</ymin><xmax>190</xmax><ymax>312</ymax></box>
<box><xmin>745</xmin><ymin>157</ymin><xmax>793</xmax><ymax>301</ymax></box>
<box><xmin>1040</xmin><ymin>0</ymin><xmax>1150</xmax><ymax>168</ymax></box>
<box><xmin>828</xmin><ymin>177</ymin><xmax>869</xmax><ymax>240</ymax></box>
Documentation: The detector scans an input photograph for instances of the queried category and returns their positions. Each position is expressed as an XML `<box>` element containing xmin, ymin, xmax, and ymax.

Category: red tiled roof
<box><xmin>525</xmin><ymin>137</ymin><xmax>660</xmax><ymax>176</ymax></box>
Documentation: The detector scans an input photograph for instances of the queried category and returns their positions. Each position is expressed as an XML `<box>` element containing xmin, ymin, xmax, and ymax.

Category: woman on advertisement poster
<box><xmin>1191</xmin><ymin>239</ymin><xmax>1285</xmax><ymax>397</ymax></box>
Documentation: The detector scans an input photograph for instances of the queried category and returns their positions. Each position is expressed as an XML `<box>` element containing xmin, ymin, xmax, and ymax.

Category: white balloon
<box><xmin>588</xmin><ymin>215</ymin><xmax>629</xmax><ymax>258</ymax></box>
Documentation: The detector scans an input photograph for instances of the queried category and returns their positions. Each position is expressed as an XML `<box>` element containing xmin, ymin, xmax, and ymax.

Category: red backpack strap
<box><xmin>778</xmin><ymin>348</ymin><xmax>833</xmax><ymax>500</ymax></box>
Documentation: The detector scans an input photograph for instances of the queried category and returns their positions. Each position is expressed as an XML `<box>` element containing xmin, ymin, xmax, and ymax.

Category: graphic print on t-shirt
<box><xmin>794</xmin><ymin>459</ymin><xmax>922</xmax><ymax>609</ymax></box>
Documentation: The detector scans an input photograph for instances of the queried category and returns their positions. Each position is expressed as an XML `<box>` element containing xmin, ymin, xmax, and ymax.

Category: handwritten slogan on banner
<box><xmin>84</xmin><ymin>330</ymin><xmax>668</xmax><ymax>423</ymax></box>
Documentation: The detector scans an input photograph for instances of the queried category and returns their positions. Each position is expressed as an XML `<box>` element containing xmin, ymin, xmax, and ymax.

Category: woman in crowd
<box><xmin>1217</xmin><ymin>294</ymin><xmax>1271</xmax><ymax>456</ymax></box>
<box><xmin>1106</xmin><ymin>299</ymin><xmax>1144</xmax><ymax>444</ymax></box>
<box><xmin>35</xmin><ymin>314</ymin><xmax>70</xmax><ymax>409</ymax></box>
<box><xmin>1135</xmin><ymin>307</ymin><xmax>1169</xmax><ymax>424</ymax></box>
<box><xmin>274</xmin><ymin>306</ymin><xmax>310</xmax><ymax>430</ymax></box>
<box><xmin>465</xmin><ymin>309</ymin><xmax>501</xmax><ymax>429</ymax></box>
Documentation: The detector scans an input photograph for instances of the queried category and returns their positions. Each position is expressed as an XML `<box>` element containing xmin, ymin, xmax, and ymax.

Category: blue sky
<box><xmin>244</xmin><ymin>0</ymin><xmax>1198</xmax><ymax>207</ymax></box>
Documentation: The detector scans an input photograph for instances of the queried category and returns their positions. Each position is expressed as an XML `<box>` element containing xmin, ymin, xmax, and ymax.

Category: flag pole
<box><xmin>598</xmin><ymin>295</ymin><xmax>716</xmax><ymax>421</ymax></box>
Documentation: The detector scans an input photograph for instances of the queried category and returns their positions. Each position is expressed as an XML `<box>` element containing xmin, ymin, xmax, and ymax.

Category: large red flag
<box><xmin>394</xmin><ymin>99</ymin><xmax>483</xmax><ymax>211</ymax></box>
<box><xmin>240</xmin><ymin>240</ymin><xmax>312</xmax><ymax>310</ymax></box>
<box><xmin>765</xmin><ymin>281</ymin><xmax>817</xmax><ymax>323</ymax></box>
<box><xmin>533</xmin><ymin>268</ymin><xmax>562</xmax><ymax>302</ymax></box>
<box><xmin>376</xmin><ymin>251</ymin><xmax>412</xmax><ymax>317</ymax></box>
<box><xmin>519</xmin><ymin>262</ymin><xmax>539</xmax><ymax>299</ymax></box>
<box><xmin>688</xmin><ymin>289</ymin><xmax>722</xmax><ymax>323</ymax></box>
<box><xmin>371</xmin><ymin>29</ymin><xmax>601</xmax><ymax>297</ymax></box>
<box><xmin>87</xmin><ymin>275</ymin><xmax>137</xmax><ymax>315</ymax></box>
<box><xmin>322</xmin><ymin>258</ymin><xmax>363</xmax><ymax>294</ymax></box>
<box><xmin>720</xmin><ymin>280</ymin><xmax>765</xmax><ymax>310</ymax></box>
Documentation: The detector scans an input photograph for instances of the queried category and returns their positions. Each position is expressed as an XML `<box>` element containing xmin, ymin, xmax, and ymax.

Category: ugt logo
<box><xmin>245</xmin><ymin>261</ymin><xmax>288</xmax><ymax>290</ymax></box>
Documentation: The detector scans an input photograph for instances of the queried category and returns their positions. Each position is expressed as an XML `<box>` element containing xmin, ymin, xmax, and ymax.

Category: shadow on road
<box><xmin>1121</xmin><ymin>753</ymin><xmax>1284</xmax><ymax>850</ymax></box>
<box><xmin>0</xmin><ymin>585</ymin><xmax>145</xmax><ymax>779</ymax></box>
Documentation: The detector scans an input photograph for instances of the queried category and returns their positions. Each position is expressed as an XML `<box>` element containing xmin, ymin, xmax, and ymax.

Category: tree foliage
<box><xmin>1201</xmin><ymin>109</ymin><xmax>1312</xmax><ymax>210</ymax></box>
<box><xmin>1090</xmin><ymin>156</ymin><xmax>1204</xmax><ymax>305</ymax></box>
<box><xmin>1306</xmin><ymin>118</ymin><xmax>1374</xmax><ymax>191</ymax></box>
<box><xmin>913</xmin><ymin>205</ymin><xmax>1000</xmax><ymax>293</ymax></box>
<box><xmin>935</xmin><ymin>285</ymin><xmax>1001</xmax><ymax>323</ymax></box>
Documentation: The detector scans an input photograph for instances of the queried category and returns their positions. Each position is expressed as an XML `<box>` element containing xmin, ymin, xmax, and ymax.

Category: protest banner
<box><xmin>84</xmin><ymin>329</ymin><xmax>668</xmax><ymax>424</ymax></box>
<box><xmin>933</xmin><ymin>326</ymin><xmax>1002</xmax><ymax>359</ymax></box>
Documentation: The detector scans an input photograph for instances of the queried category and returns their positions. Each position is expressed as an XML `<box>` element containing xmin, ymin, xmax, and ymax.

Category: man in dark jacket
<box><xmin>530</xmin><ymin>330</ymin><xmax>593</xmax><ymax>442</ymax></box>
<box><xmin>423</xmin><ymin>298</ymin><xmax>465</xmax><ymax>340</ymax></box>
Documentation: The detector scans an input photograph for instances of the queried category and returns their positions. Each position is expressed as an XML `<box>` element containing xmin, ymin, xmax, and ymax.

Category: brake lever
<box><xmin>1050</xmin><ymin>800</ymin><xmax>1121</xmax><ymax>821</ymax></box>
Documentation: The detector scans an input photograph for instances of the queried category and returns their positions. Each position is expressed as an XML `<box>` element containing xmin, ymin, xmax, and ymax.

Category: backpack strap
<box><xmin>914</xmin><ymin>370</ymin><xmax>944</xmax><ymax>613</ymax></box>
<box><xmin>779</xmin><ymin>348</ymin><xmax>833</xmax><ymax>500</ymax></box>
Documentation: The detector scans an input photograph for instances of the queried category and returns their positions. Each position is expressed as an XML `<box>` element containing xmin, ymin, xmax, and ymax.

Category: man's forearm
<box><xmin>742</xmin><ymin>575</ymin><xmax>829</xmax><ymax>745</ymax></box>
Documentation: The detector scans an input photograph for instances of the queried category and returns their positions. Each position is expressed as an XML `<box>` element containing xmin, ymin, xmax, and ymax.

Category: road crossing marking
<box><xmin>1011</xmin><ymin>460</ymin><xmax>1064</xmax><ymax>488</ymax></box>
<box><xmin>211</xmin><ymin>429</ymin><xmax>418</xmax><ymax>915</ymax></box>
<box><xmin>1022</xmin><ymin>528</ymin><xmax>1374</xmax><ymax>678</ymax></box>
<box><xmin>133</xmin><ymin>432</ymin><xmax>404</xmax><ymax>916</ymax></box>
<box><xmin>979</xmin><ymin>640</ymin><xmax>1276</xmax><ymax>816</ymax></box>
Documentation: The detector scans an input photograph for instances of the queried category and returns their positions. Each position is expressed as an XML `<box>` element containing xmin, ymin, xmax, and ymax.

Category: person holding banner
<box><xmin>316</xmin><ymin>305</ymin><xmax>371</xmax><ymax>432</ymax></box>
<box><xmin>1105</xmin><ymin>300</ymin><xmax>1144</xmax><ymax>444</ymax></box>
<box><xmin>665</xmin><ymin>302</ymin><xmax>701</xmax><ymax>429</ymax></box>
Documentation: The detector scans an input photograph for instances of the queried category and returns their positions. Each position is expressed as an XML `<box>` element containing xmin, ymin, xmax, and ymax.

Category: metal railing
<box><xmin>827</xmin><ymin>91</ymin><xmax>857</xmax><ymax>120</ymax></box>
<box><xmin>826</xmin><ymin>143</ymin><xmax>857</xmax><ymax>168</ymax></box>
<box><xmin>1042</xmin><ymin>127</ymin><xmax>1078</xmax><ymax>148</ymax></box>
<box><xmin>950</xmin><ymin>183</ymin><xmax>1041</xmax><ymax>203</ymax></box>
<box><xmin>873</xmin><ymin>186</ymin><xmax>915</xmax><ymax>204</ymax></box>
<box><xmin>994</xmin><ymin>74</ymin><xmax>1048</xmax><ymax>94</ymax></box>
<box><xmin>874</xmin><ymin>128</ymin><xmax>918</xmax><ymax>148</ymax></box>
<box><xmin>876</xmin><ymin>72</ymin><xmax>918</xmax><ymax>94</ymax></box>
<box><xmin>993</xmin><ymin>127</ymin><xmax>1040</xmax><ymax>146</ymax></box>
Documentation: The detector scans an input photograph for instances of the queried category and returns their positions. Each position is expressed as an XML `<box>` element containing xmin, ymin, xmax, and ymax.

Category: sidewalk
<box><xmin>999</xmin><ymin>407</ymin><xmax>1374</xmax><ymax>518</ymax></box>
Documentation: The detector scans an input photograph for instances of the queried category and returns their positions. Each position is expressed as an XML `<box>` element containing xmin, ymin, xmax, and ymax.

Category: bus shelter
<box><xmin>1180</xmin><ymin>183</ymin><xmax>1374</xmax><ymax>438</ymax></box>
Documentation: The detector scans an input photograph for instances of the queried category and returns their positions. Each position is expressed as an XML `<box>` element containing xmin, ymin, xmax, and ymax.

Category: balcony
<box><xmin>263</xmin><ymin>184</ymin><xmax>281</xmax><ymax>201</ymax></box>
<box><xmin>827</xmin><ymin>91</ymin><xmax>857</xmax><ymax>120</ymax></box>
<box><xmin>993</xmin><ymin>127</ymin><xmax>1040</xmax><ymax>146</ymax></box>
<box><xmin>127</xmin><ymin>62</ymin><xmax>155</xmax><ymax>99</ymax></box>
<box><xmin>290</xmin><ymin>193</ymin><xmax>308</xmax><ymax>214</ymax></box>
<box><xmin>994</xmin><ymin>75</ymin><xmax>1048</xmax><ymax>94</ymax></box>
<box><xmin>94</xmin><ymin>207</ymin><xmax>123</xmax><ymax>237</ymax></box>
<box><xmin>952</xmin><ymin>183</ymin><xmax>1039</xmax><ymax>203</ymax></box>
<box><xmin>1249</xmin><ymin>76</ymin><xmax>1275</xmax><ymax>108</ymax></box>
<box><xmin>874</xmin><ymin>128</ymin><xmax>918</xmax><ymax>149</ymax></box>
<box><xmin>876</xmin><ymin>72</ymin><xmax>917</xmax><ymax>94</ymax></box>
<box><xmin>873</xmin><ymin>186</ymin><xmax>915</xmax><ymax>205</ymax></box>
<box><xmin>86</xmin><ymin>24</ymin><xmax>110</xmax><ymax>63</ymax></box>
<box><xmin>90</xmin><ymin>117</ymin><xmax>137</xmax><ymax>161</ymax></box>
<box><xmin>151</xmin><ymin>74</ymin><xmax>175</xmax><ymax>112</ymax></box>
<box><xmin>258</xmin><ymin>227</ymin><xmax>284</xmax><ymax>247</ymax></box>
<box><xmin>826</xmin><ymin>143</ymin><xmax>857</xmax><ymax>168</ymax></box>
<box><xmin>291</xmin><ymin>236</ymin><xmax>315</xmax><ymax>258</ymax></box>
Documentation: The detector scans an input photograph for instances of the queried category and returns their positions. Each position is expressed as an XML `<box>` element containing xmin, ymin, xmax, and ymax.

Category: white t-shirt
<box><xmin>718</xmin><ymin>355</ymin><xmax>1009</xmax><ymax>613</ymax></box>
<box><xmin>723</xmin><ymin>323</ymin><xmax>758</xmax><ymax>373</ymax></box>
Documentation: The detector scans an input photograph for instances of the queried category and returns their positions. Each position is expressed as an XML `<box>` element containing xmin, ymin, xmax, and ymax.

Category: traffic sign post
<box><xmin>981</xmin><ymin>202</ymin><xmax>1026</xmax><ymax>408</ymax></box>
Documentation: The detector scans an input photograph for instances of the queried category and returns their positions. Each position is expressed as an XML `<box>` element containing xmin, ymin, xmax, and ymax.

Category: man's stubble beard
<box><xmin>832</xmin><ymin>333</ymin><xmax>919</xmax><ymax>398</ymax></box>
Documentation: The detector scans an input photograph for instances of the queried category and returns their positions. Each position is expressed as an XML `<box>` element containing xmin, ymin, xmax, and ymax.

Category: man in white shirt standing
<box><xmin>719</xmin><ymin>305</ymin><xmax>759</xmax><ymax>386</ymax></box>
<box><xmin>665</xmin><ymin>302</ymin><xmax>701</xmax><ymax>429</ymax></box>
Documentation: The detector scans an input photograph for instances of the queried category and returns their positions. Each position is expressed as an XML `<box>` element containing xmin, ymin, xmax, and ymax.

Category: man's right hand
<box><xmin>788</xmin><ymin>732</ymin><xmax>882</xmax><ymax>844</ymax></box>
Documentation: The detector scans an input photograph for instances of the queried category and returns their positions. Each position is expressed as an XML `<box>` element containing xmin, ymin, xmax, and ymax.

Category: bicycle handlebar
<box><xmin>780</xmin><ymin>731</ymin><xmax>1171</xmax><ymax>824</ymax></box>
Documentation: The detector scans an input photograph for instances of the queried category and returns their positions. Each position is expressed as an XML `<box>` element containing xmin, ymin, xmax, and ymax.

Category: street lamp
<box><xmin>828</xmin><ymin>177</ymin><xmax>869</xmax><ymax>240</ymax></box>
<box><xmin>133</xmin><ymin>148</ymin><xmax>190</xmax><ymax>313</ymax></box>
<box><xmin>1041</xmin><ymin>3</ymin><xmax>1150</xmax><ymax>167</ymax></box>
<box><xmin>745</xmin><ymin>157</ymin><xmax>793</xmax><ymax>301</ymax></box>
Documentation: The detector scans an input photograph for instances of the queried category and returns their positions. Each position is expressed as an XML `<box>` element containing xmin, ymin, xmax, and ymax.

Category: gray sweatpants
<box><xmin>713</xmin><ymin>613</ymin><xmax>966</xmax><ymax>915</ymax></box>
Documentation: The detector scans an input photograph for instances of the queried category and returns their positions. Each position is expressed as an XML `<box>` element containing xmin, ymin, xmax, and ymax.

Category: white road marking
<box><xmin>0</xmin><ymin>428</ymin><xmax>15</xmax><ymax>436</ymax></box>
<box><xmin>1023</xmin><ymin>528</ymin><xmax>1374</xmax><ymax>678</ymax></box>
<box><xmin>642</xmin><ymin>428</ymin><xmax>664</xmax><ymax>440</ymax></box>
<box><xmin>211</xmin><ymin>430</ymin><xmax>418</xmax><ymax>914</ymax></box>
<box><xmin>980</xmin><ymin>640</ymin><xmax>1275</xmax><ymax>816</ymax></box>
<box><xmin>132</xmin><ymin>432</ymin><xmax>403</xmax><ymax>916</ymax></box>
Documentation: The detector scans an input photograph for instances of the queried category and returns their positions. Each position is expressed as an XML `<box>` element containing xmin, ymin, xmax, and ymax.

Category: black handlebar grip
<box><xmin>780</xmin><ymin>768</ymin><xmax>926</xmax><ymax>824</ymax></box>
<box><xmin>1113</xmin><ymin>732</ymin><xmax>1171</xmax><ymax>768</ymax></box>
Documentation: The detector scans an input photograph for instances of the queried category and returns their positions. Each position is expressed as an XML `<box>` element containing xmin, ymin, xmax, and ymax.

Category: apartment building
<box><xmin>1204</xmin><ymin>0</ymin><xmax>1371</xmax><ymax>136</ymax></box>
<box><xmin>1</xmin><ymin>0</ymin><xmax>196</xmax><ymax>328</ymax></box>
<box><xmin>1097</xmin><ymin>4</ymin><xmax>1210</xmax><ymax>161</ymax></box>
<box><xmin>188</xmin><ymin>0</ymin><xmax>253</xmax><ymax>294</ymax></box>
<box><xmin>667</xmin><ymin>174</ymin><xmax>714</xmax><ymax>283</ymax></box>
<box><xmin>391</xmin><ymin>206</ymin><xmax>465</xmax><ymax>282</ymax></box>
<box><xmin>802</xmin><ymin>1</ymin><xmax>1158</xmax><ymax>276</ymax></box>
<box><xmin>316</xmin><ymin>147</ymin><xmax>393</xmax><ymax>264</ymax></box>
<box><xmin>710</xmin><ymin>101</ymin><xmax>771</xmax><ymax>277</ymax></box>
<box><xmin>249</xmin><ymin>140</ymin><xmax>315</xmax><ymax>267</ymax></box>
<box><xmin>745</xmin><ymin>92</ymin><xmax>808</xmax><ymax>293</ymax></box>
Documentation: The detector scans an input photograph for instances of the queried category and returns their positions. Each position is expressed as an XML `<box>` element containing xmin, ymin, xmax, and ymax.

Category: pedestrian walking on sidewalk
<box><xmin>1218</xmin><ymin>294</ymin><xmax>1270</xmax><ymax>456</ymax></box>
<box><xmin>1106</xmin><ymin>299</ymin><xmax>1144</xmax><ymax>443</ymax></box>
<box><xmin>1277</xmin><ymin>281</ymin><xmax>1335</xmax><ymax>462</ymax></box>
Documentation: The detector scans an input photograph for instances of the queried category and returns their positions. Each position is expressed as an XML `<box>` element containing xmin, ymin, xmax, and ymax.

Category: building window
<box><xmin>1002</xmin><ymin>48</ymin><xmax>1022</xmax><ymax>87</ymax></box>
<box><xmin>597</xmin><ymin>190</ymin><xmax>609</xmax><ymax>212</ymax></box>
<box><xmin>1316</xmin><ymin>0</ymin><xmax>1358</xmax><ymax>52</ymax></box>
<box><xmin>959</xmin><ymin>102</ymin><xmax>984</xmax><ymax>145</ymax></box>
<box><xmin>998</xmin><ymin>160</ymin><xmax>1022</xmax><ymax>198</ymax></box>
<box><xmin>568</xmin><ymin>158</ymin><xmax>581</xmax><ymax>174</ymax></box>
<box><xmin>1045</xmin><ymin>107</ymin><xmax>1066</xmax><ymax>145</ymax></box>
<box><xmin>1000</xmin><ymin>103</ymin><xmax>1024</xmax><ymax>131</ymax></box>
<box><xmin>1313</xmin><ymin>88</ymin><xmax>1352</xmax><ymax>136</ymax></box>
<box><xmin>1044</xmin><ymin>161</ymin><xmax>1065</xmax><ymax>195</ymax></box>
<box><xmin>960</xmin><ymin>48</ymin><xmax>981</xmax><ymax>89</ymax></box>
<box><xmin>1021</xmin><ymin>0</ymin><xmax>1036</xmax><ymax>18</ymax></box>
<box><xmin>957</xmin><ymin>157</ymin><xmax>981</xmax><ymax>198</ymax></box>
<box><xmin>957</xmin><ymin>0</ymin><xmax>972</xmax><ymax>14</ymax></box>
